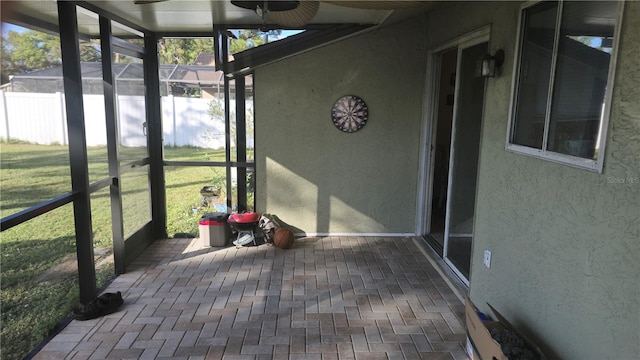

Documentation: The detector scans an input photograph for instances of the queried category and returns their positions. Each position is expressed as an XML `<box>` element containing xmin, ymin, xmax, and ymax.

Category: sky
<box><xmin>2</xmin><ymin>22</ymin><xmax>26</xmax><ymax>36</ymax></box>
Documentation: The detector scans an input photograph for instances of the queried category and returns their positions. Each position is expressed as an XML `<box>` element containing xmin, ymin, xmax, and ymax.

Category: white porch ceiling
<box><xmin>2</xmin><ymin>0</ymin><xmax>438</xmax><ymax>34</ymax></box>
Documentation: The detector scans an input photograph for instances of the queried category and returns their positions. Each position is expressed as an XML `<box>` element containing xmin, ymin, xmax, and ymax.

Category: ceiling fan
<box><xmin>230</xmin><ymin>0</ymin><xmax>300</xmax><ymax>12</ymax></box>
<box><xmin>133</xmin><ymin>0</ymin><xmax>432</xmax><ymax>27</ymax></box>
<box><xmin>133</xmin><ymin>0</ymin><xmax>169</xmax><ymax>4</ymax></box>
<box><xmin>230</xmin><ymin>0</ymin><xmax>432</xmax><ymax>27</ymax></box>
<box><xmin>231</xmin><ymin>0</ymin><xmax>318</xmax><ymax>27</ymax></box>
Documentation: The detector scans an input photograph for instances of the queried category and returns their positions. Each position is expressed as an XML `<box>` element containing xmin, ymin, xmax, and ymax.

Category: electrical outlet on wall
<box><xmin>483</xmin><ymin>249</ymin><xmax>491</xmax><ymax>268</ymax></box>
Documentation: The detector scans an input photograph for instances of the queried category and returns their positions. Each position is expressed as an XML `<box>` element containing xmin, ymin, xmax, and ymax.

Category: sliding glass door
<box><xmin>443</xmin><ymin>39</ymin><xmax>488</xmax><ymax>283</ymax></box>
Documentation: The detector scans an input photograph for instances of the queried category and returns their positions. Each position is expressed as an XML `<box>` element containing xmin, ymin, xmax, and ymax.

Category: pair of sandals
<box><xmin>72</xmin><ymin>291</ymin><xmax>123</xmax><ymax>321</ymax></box>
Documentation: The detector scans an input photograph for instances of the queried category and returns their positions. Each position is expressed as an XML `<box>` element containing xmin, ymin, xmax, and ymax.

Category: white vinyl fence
<box><xmin>0</xmin><ymin>90</ymin><xmax>250</xmax><ymax>148</ymax></box>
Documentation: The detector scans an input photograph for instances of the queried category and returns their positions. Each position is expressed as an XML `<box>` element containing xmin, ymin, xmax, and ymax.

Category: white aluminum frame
<box><xmin>505</xmin><ymin>0</ymin><xmax>625</xmax><ymax>173</ymax></box>
<box><xmin>417</xmin><ymin>26</ymin><xmax>491</xmax><ymax>287</ymax></box>
<box><xmin>416</xmin><ymin>26</ymin><xmax>491</xmax><ymax>237</ymax></box>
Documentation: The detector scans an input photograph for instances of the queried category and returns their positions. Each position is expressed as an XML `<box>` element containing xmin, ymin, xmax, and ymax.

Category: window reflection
<box><xmin>511</xmin><ymin>2</ymin><xmax>558</xmax><ymax>149</ymax></box>
<box><xmin>510</xmin><ymin>0</ymin><xmax>619</xmax><ymax>163</ymax></box>
<box><xmin>547</xmin><ymin>1</ymin><xmax>616</xmax><ymax>159</ymax></box>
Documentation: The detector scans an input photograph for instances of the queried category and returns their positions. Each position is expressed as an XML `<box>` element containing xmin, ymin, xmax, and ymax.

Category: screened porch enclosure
<box><xmin>0</xmin><ymin>2</ymin><xmax>256</xmax><ymax>306</ymax></box>
<box><xmin>4</xmin><ymin>62</ymin><xmax>225</xmax><ymax>97</ymax></box>
<box><xmin>1</xmin><ymin>6</ymin><xmax>373</xmax><ymax>354</ymax></box>
<box><xmin>2</xmin><ymin>1</ymin><xmax>637</xmax><ymax>359</ymax></box>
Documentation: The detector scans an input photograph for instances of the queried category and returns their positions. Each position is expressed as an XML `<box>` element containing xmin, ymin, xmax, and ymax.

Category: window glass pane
<box><xmin>230</xmin><ymin>166</ymin><xmax>238</xmax><ymax>212</ymax></box>
<box><xmin>246</xmin><ymin>74</ymin><xmax>254</xmax><ymax>163</ymax></box>
<box><xmin>229</xmin><ymin>78</ymin><xmax>237</xmax><ymax>163</ymax></box>
<box><xmin>245</xmin><ymin>75</ymin><xmax>255</xmax><ymax>211</ymax></box>
<box><xmin>246</xmin><ymin>168</ymin><xmax>255</xmax><ymax>212</ymax></box>
<box><xmin>158</xmin><ymin>38</ymin><xmax>227</xmax><ymax>161</ymax></box>
<box><xmin>111</xmin><ymin>20</ymin><xmax>144</xmax><ymax>48</ymax></box>
<box><xmin>162</xmin><ymin>95</ymin><xmax>226</xmax><ymax>160</ymax></box>
<box><xmin>77</xmin><ymin>7</ymin><xmax>109</xmax><ymax>182</ymax></box>
<box><xmin>166</xmin><ymin>64</ymin><xmax>218</xmax><ymax>97</ymax></box>
<box><xmin>547</xmin><ymin>1</ymin><xmax>617</xmax><ymax>159</ymax></box>
<box><xmin>77</xmin><ymin>7</ymin><xmax>103</xmax><ymax>95</ymax></box>
<box><xmin>91</xmin><ymin>186</ymin><xmax>115</xmax><ymax>289</ymax></box>
<box><xmin>0</xmin><ymin>204</ymin><xmax>79</xmax><ymax>358</ymax></box>
<box><xmin>229</xmin><ymin>29</ymin><xmax>304</xmax><ymax>54</ymax></box>
<box><xmin>511</xmin><ymin>2</ymin><xmax>558</xmax><ymax>149</ymax></box>
<box><xmin>114</xmin><ymin>55</ymin><xmax>148</xmax><ymax>162</ymax></box>
<box><xmin>0</xmin><ymin>24</ymin><xmax>71</xmax><ymax>217</ymax></box>
<box><xmin>121</xmin><ymin>166</ymin><xmax>151</xmax><ymax>237</ymax></box>
<box><xmin>0</xmin><ymin>143</ymin><xmax>71</xmax><ymax>217</ymax></box>
<box><xmin>165</xmin><ymin>166</ymin><xmax>228</xmax><ymax>237</ymax></box>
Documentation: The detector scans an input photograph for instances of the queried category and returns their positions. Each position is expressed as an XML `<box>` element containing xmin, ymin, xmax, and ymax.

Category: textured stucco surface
<box><xmin>255</xmin><ymin>17</ymin><xmax>427</xmax><ymax>234</ymax></box>
<box><xmin>438</xmin><ymin>2</ymin><xmax>640</xmax><ymax>359</ymax></box>
<box><xmin>255</xmin><ymin>1</ymin><xmax>639</xmax><ymax>359</ymax></box>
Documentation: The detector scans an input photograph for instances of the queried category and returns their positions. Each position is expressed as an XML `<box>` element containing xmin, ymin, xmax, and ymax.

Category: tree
<box><xmin>229</xmin><ymin>29</ymin><xmax>281</xmax><ymax>54</ymax></box>
<box><xmin>229</xmin><ymin>30</ymin><xmax>264</xmax><ymax>54</ymax></box>
<box><xmin>1</xmin><ymin>30</ymin><xmax>61</xmax><ymax>83</ymax></box>
<box><xmin>158</xmin><ymin>38</ymin><xmax>213</xmax><ymax>65</ymax></box>
<box><xmin>2</xmin><ymin>29</ymin><xmax>283</xmax><ymax>84</ymax></box>
<box><xmin>1</xmin><ymin>29</ymin><xmax>102</xmax><ymax>84</ymax></box>
<box><xmin>78</xmin><ymin>39</ymin><xmax>101</xmax><ymax>63</ymax></box>
<box><xmin>158</xmin><ymin>31</ymin><xmax>283</xmax><ymax>65</ymax></box>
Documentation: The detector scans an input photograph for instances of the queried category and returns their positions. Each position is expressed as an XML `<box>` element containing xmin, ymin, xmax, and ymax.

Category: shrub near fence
<box><xmin>0</xmin><ymin>91</ymin><xmax>253</xmax><ymax>148</ymax></box>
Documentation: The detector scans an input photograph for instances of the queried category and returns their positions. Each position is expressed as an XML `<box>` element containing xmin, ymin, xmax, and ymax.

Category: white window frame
<box><xmin>506</xmin><ymin>0</ymin><xmax>624</xmax><ymax>173</ymax></box>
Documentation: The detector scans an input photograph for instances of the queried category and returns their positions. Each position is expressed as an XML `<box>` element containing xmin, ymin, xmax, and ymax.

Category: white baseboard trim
<box><xmin>293</xmin><ymin>232</ymin><xmax>417</xmax><ymax>238</ymax></box>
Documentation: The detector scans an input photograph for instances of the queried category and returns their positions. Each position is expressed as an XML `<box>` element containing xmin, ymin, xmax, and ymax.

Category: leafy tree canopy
<box><xmin>158</xmin><ymin>38</ymin><xmax>213</xmax><ymax>65</ymax></box>
<box><xmin>2</xmin><ymin>30</ymin><xmax>60</xmax><ymax>83</ymax></box>
<box><xmin>229</xmin><ymin>29</ymin><xmax>281</xmax><ymax>54</ymax></box>
<box><xmin>1</xmin><ymin>29</ymin><xmax>101</xmax><ymax>84</ymax></box>
<box><xmin>1</xmin><ymin>28</ymin><xmax>282</xmax><ymax>84</ymax></box>
<box><xmin>159</xmin><ymin>30</ymin><xmax>282</xmax><ymax>64</ymax></box>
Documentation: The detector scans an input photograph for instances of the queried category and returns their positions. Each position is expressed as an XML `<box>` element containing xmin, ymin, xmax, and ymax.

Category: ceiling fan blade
<box><xmin>231</xmin><ymin>0</ymin><xmax>300</xmax><ymax>12</ymax></box>
<box><xmin>133</xmin><ymin>0</ymin><xmax>169</xmax><ymax>4</ymax></box>
<box><xmin>321</xmin><ymin>0</ymin><xmax>431</xmax><ymax>10</ymax></box>
<box><xmin>265</xmin><ymin>0</ymin><xmax>319</xmax><ymax>27</ymax></box>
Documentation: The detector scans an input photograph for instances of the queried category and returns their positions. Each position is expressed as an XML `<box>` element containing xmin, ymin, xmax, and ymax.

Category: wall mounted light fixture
<box><xmin>478</xmin><ymin>49</ymin><xmax>505</xmax><ymax>78</ymax></box>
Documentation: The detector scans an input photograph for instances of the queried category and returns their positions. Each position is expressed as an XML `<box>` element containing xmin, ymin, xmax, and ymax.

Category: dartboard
<box><xmin>331</xmin><ymin>95</ymin><xmax>368</xmax><ymax>133</ymax></box>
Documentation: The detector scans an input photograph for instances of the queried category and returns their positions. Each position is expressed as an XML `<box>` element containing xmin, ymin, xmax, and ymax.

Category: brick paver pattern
<box><xmin>34</xmin><ymin>237</ymin><xmax>468</xmax><ymax>360</ymax></box>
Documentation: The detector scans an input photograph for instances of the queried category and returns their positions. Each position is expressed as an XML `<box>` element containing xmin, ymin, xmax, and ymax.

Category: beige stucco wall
<box><xmin>255</xmin><ymin>17</ymin><xmax>427</xmax><ymax>234</ymax></box>
<box><xmin>255</xmin><ymin>1</ymin><xmax>639</xmax><ymax>359</ymax></box>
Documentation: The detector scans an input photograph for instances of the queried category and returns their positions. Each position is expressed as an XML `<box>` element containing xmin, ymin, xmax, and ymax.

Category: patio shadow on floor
<box><xmin>34</xmin><ymin>236</ymin><xmax>469</xmax><ymax>360</ymax></box>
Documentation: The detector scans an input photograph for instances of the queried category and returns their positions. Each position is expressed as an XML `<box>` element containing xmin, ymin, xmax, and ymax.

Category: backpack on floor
<box><xmin>258</xmin><ymin>214</ymin><xmax>278</xmax><ymax>243</ymax></box>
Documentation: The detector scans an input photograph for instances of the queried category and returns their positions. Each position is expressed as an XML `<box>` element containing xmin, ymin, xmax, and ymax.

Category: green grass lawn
<box><xmin>0</xmin><ymin>142</ymin><xmax>237</xmax><ymax>359</ymax></box>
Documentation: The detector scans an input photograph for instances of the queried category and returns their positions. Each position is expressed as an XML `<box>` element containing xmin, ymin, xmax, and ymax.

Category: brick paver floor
<box><xmin>33</xmin><ymin>236</ymin><xmax>469</xmax><ymax>360</ymax></box>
